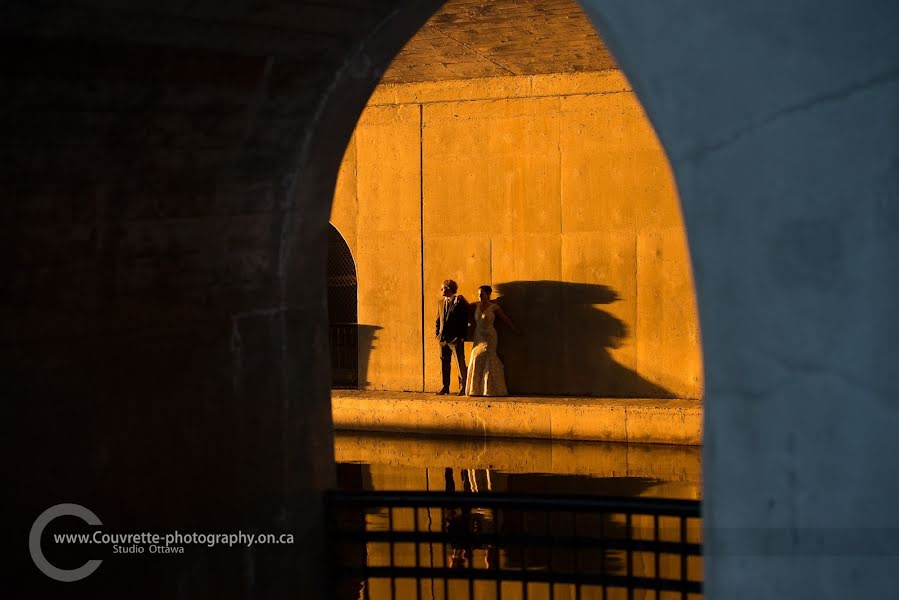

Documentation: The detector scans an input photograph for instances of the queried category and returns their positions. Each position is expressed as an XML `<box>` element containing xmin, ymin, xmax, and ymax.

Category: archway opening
<box><xmin>327</xmin><ymin>224</ymin><xmax>359</xmax><ymax>389</ymax></box>
<box><xmin>326</xmin><ymin>0</ymin><xmax>705</xmax><ymax>593</ymax></box>
<box><xmin>329</xmin><ymin>0</ymin><xmax>702</xmax><ymax>402</ymax></box>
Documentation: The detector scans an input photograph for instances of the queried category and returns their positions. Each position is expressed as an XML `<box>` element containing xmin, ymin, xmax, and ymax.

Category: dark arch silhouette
<box><xmin>327</xmin><ymin>224</ymin><xmax>358</xmax><ymax>388</ymax></box>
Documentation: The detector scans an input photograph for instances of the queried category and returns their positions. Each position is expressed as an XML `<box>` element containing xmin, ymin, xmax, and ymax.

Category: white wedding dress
<box><xmin>465</xmin><ymin>302</ymin><xmax>508</xmax><ymax>396</ymax></box>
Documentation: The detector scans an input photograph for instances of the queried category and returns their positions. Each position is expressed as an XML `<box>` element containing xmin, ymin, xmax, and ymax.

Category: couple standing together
<box><xmin>436</xmin><ymin>279</ymin><xmax>520</xmax><ymax>397</ymax></box>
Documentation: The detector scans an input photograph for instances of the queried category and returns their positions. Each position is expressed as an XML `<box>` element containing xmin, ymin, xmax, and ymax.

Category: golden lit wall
<box><xmin>331</xmin><ymin>72</ymin><xmax>703</xmax><ymax>398</ymax></box>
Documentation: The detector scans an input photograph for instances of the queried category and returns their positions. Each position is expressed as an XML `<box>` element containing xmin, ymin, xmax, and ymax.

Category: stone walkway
<box><xmin>332</xmin><ymin>389</ymin><xmax>702</xmax><ymax>445</ymax></box>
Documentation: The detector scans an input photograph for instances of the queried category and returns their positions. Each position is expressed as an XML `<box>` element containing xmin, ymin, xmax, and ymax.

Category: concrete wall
<box><xmin>5</xmin><ymin>1</ymin><xmax>445</xmax><ymax>597</ymax></box>
<box><xmin>331</xmin><ymin>72</ymin><xmax>703</xmax><ymax>398</ymax></box>
<box><xmin>574</xmin><ymin>1</ymin><xmax>899</xmax><ymax>598</ymax></box>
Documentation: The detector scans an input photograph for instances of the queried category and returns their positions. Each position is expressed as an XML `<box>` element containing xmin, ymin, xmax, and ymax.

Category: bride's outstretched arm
<box><xmin>495</xmin><ymin>305</ymin><xmax>522</xmax><ymax>334</ymax></box>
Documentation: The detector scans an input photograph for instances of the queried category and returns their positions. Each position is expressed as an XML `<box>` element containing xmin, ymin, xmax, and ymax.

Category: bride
<box><xmin>465</xmin><ymin>285</ymin><xmax>520</xmax><ymax>397</ymax></box>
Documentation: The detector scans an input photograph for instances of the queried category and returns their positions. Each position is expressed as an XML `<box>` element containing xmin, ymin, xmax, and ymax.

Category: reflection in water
<box><xmin>334</xmin><ymin>431</ymin><xmax>702</xmax><ymax>498</ymax></box>
<box><xmin>334</xmin><ymin>433</ymin><xmax>703</xmax><ymax>599</ymax></box>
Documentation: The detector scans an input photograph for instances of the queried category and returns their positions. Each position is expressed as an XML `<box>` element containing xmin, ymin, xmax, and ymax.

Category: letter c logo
<box><xmin>29</xmin><ymin>504</ymin><xmax>103</xmax><ymax>582</ymax></box>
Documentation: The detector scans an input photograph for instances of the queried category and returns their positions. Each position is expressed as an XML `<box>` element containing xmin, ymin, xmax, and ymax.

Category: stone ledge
<box><xmin>332</xmin><ymin>390</ymin><xmax>703</xmax><ymax>446</ymax></box>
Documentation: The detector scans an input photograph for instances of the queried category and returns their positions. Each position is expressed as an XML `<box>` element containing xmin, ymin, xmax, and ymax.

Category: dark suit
<box><xmin>436</xmin><ymin>294</ymin><xmax>469</xmax><ymax>392</ymax></box>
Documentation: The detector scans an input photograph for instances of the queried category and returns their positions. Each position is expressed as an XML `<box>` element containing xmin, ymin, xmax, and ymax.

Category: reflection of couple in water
<box><xmin>436</xmin><ymin>279</ymin><xmax>520</xmax><ymax>397</ymax></box>
<box><xmin>443</xmin><ymin>467</ymin><xmax>499</xmax><ymax>569</ymax></box>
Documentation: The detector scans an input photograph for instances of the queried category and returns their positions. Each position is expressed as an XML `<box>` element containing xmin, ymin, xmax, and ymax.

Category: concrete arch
<box><xmin>7</xmin><ymin>0</ymin><xmax>897</xmax><ymax>598</ymax></box>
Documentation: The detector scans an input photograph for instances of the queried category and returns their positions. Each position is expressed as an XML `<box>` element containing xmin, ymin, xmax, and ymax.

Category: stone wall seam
<box><xmin>419</xmin><ymin>102</ymin><xmax>426</xmax><ymax>392</ymax></box>
<box><xmin>367</xmin><ymin>72</ymin><xmax>632</xmax><ymax>107</ymax></box>
<box><xmin>369</xmin><ymin>87</ymin><xmax>633</xmax><ymax>109</ymax></box>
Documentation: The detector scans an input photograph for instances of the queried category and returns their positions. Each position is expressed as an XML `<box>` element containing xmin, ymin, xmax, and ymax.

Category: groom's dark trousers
<box><xmin>439</xmin><ymin>339</ymin><xmax>466</xmax><ymax>391</ymax></box>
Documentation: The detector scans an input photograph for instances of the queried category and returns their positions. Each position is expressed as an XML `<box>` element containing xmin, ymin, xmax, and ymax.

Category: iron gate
<box><xmin>328</xmin><ymin>225</ymin><xmax>358</xmax><ymax>388</ymax></box>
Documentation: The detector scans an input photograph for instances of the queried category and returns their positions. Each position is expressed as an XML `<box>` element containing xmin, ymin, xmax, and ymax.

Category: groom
<box><xmin>436</xmin><ymin>279</ymin><xmax>469</xmax><ymax>395</ymax></box>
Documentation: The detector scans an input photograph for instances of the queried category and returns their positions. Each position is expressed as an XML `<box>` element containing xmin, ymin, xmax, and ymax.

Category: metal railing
<box><xmin>327</xmin><ymin>490</ymin><xmax>703</xmax><ymax>599</ymax></box>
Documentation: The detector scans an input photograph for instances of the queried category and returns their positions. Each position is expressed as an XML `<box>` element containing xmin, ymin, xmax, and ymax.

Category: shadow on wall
<box><xmin>357</xmin><ymin>324</ymin><xmax>382</xmax><ymax>389</ymax></box>
<box><xmin>493</xmin><ymin>281</ymin><xmax>674</xmax><ymax>398</ymax></box>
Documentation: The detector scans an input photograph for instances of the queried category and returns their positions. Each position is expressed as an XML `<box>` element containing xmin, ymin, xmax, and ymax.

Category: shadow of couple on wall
<box><xmin>492</xmin><ymin>280</ymin><xmax>674</xmax><ymax>398</ymax></box>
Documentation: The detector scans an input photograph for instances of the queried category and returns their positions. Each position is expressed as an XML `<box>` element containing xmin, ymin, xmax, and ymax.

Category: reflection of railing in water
<box><xmin>330</xmin><ymin>323</ymin><xmax>358</xmax><ymax>389</ymax></box>
<box><xmin>327</xmin><ymin>491</ymin><xmax>703</xmax><ymax>599</ymax></box>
